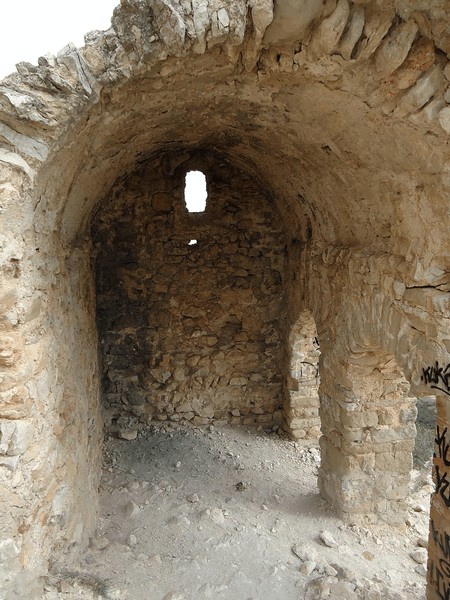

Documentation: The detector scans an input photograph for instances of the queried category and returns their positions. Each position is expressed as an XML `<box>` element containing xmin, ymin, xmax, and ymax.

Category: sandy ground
<box><xmin>42</xmin><ymin>400</ymin><xmax>436</xmax><ymax>600</ymax></box>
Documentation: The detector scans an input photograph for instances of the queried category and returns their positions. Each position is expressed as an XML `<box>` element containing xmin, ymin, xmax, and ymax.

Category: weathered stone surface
<box><xmin>337</xmin><ymin>4</ymin><xmax>365</xmax><ymax>61</ymax></box>
<box><xmin>0</xmin><ymin>1</ymin><xmax>449</xmax><ymax>598</ymax></box>
<box><xmin>93</xmin><ymin>154</ymin><xmax>286</xmax><ymax>430</ymax></box>
<box><xmin>308</xmin><ymin>0</ymin><xmax>350</xmax><ymax>60</ymax></box>
<box><xmin>374</xmin><ymin>19</ymin><xmax>418</xmax><ymax>76</ymax></box>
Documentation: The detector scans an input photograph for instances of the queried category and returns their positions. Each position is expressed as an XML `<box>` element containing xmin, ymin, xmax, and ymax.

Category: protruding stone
<box><xmin>308</xmin><ymin>0</ymin><xmax>350</xmax><ymax>59</ymax></box>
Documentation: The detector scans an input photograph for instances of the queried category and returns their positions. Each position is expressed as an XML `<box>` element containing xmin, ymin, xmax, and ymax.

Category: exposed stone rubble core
<box><xmin>285</xmin><ymin>310</ymin><xmax>321</xmax><ymax>441</ymax></box>
<box><xmin>93</xmin><ymin>153</ymin><xmax>286</xmax><ymax>432</ymax></box>
<box><xmin>0</xmin><ymin>1</ymin><xmax>449</xmax><ymax>599</ymax></box>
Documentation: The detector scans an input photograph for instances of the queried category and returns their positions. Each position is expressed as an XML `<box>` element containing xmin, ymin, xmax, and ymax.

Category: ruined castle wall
<box><xmin>92</xmin><ymin>156</ymin><xmax>286</xmax><ymax>433</ymax></box>
<box><xmin>0</xmin><ymin>1</ymin><xmax>450</xmax><ymax>597</ymax></box>
<box><xmin>0</xmin><ymin>215</ymin><xmax>102</xmax><ymax>594</ymax></box>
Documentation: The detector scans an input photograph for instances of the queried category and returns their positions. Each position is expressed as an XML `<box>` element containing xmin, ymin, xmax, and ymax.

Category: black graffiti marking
<box><xmin>441</xmin><ymin>559</ymin><xmax>450</xmax><ymax>578</ymax></box>
<box><xmin>435</xmin><ymin>427</ymin><xmax>450</xmax><ymax>467</ymax></box>
<box><xmin>299</xmin><ymin>361</ymin><xmax>320</xmax><ymax>379</ymax></box>
<box><xmin>434</xmin><ymin>426</ymin><xmax>450</xmax><ymax>507</ymax></box>
<box><xmin>431</xmin><ymin>519</ymin><xmax>450</xmax><ymax>560</ymax></box>
<box><xmin>422</xmin><ymin>362</ymin><xmax>450</xmax><ymax>397</ymax></box>
<box><xmin>435</xmin><ymin>466</ymin><xmax>450</xmax><ymax>508</ymax></box>
<box><xmin>431</xmin><ymin>560</ymin><xmax>450</xmax><ymax>600</ymax></box>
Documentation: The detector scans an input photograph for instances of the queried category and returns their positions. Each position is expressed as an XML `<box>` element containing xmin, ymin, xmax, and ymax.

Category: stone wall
<box><xmin>0</xmin><ymin>240</ymin><xmax>102</xmax><ymax>597</ymax></box>
<box><xmin>283</xmin><ymin>311</ymin><xmax>321</xmax><ymax>441</ymax></box>
<box><xmin>0</xmin><ymin>1</ymin><xmax>450</xmax><ymax>598</ymax></box>
<box><xmin>92</xmin><ymin>154</ymin><xmax>286</xmax><ymax>434</ymax></box>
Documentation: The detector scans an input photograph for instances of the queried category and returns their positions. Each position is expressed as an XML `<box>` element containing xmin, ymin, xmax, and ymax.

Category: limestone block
<box><xmin>339</xmin><ymin>408</ymin><xmax>378</xmax><ymax>429</ymax></box>
<box><xmin>394</xmin><ymin>37</ymin><xmax>436</xmax><ymax>91</ymax></box>
<box><xmin>0</xmin><ymin>87</ymin><xmax>57</xmax><ymax>126</ymax></box>
<box><xmin>438</xmin><ymin>105</ymin><xmax>450</xmax><ymax>133</ymax></box>
<box><xmin>191</xmin><ymin>399</ymin><xmax>215</xmax><ymax>419</ymax></box>
<box><xmin>0</xmin><ymin>148</ymin><xmax>35</xmax><ymax>180</ymax></box>
<box><xmin>0</xmin><ymin>123</ymin><xmax>48</xmax><ymax>161</ymax></box>
<box><xmin>57</xmin><ymin>43</ymin><xmax>99</xmax><ymax>96</ymax></box>
<box><xmin>0</xmin><ymin>455</ymin><xmax>19</xmax><ymax>470</ymax></box>
<box><xmin>394</xmin><ymin>64</ymin><xmax>443</xmax><ymax>117</ymax></box>
<box><xmin>374</xmin><ymin>20</ymin><xmax>418</xmax><ymax>77</ymax></box>
<box><xmin>289</xmin><ymin>427</ymin><xmax>306</xmax><ymax>439</ymax></box>
<box><xmin>264</xmin><ymin>0</ymin><xmax>322</xmax><ymax>45</ymax></box>
<box><xmin>308</xmin><ymin>0</ymin><xmax>350</xmax><ymax>60</ymax></box>
<box><xmin>0</xmin><ymin>538</ymin><xmax>20</xmax><ymax>589</ymax></box>
<box><xmin>374</xmin><ymin>451</ymin><xmax>412</xmax><ymax>473</ymax></box>
<box><xmin>0</xmin><ymin>387</ymin><xmax>32</xmax><ymax>420</ymax></box>
<box><xmin>0</xmin><ymin>420</ymin><xmax>33</xmax><ymax>456</ymax></box>
<box><xmin>400</xmin><ymin>405</ymin><xmax>418</xmax><ymax>423</ymax></box>
<box><xmin>337</xmin><ymin>4</ymin><xmax>365</xmax><ymax>60</ymax></box>
<box><xmin>0</xmin><ymin>332</ymin><xmax>23</xmax><ymax>369</ymax></box>
<box><xmin>355</xmin><ymin>7</ymin><xmax>395</xmax><ymax>61</ymax></box>
<box><xmin>153</xmin><ymin>0</ymin><xmax>186</xmax><ymax>52</ymax></box>
<box><xmin>371</xmin><ymin>423</ymin><xmax>416</xmax><ymax>445</ymax></box>
<box><xmin>289</xmin><ymin>417</ymin><xmax>320</xmax><ymax>430</ymax></box>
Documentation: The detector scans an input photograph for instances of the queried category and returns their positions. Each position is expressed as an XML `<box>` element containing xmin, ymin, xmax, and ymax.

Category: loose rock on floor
<box><xmin>43</xmin><ymin>423</ymin><xmax>431</xmax><ymax>599</ymax></box>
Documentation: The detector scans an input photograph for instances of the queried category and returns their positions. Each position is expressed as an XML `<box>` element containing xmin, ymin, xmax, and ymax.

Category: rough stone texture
<box><xmin>92</xmin><ymin>153</ymin><xmax>286</xmax><ymax>430</ymax></box>
<box><xmin>284</xmin><ymin>310</ymin><xmax>321</xmax><ymax>441</ymax></box>
<box><xmin>0</xmin><ymin>1</ymin><xmax>449</xmax><ymax>598</ymax></box>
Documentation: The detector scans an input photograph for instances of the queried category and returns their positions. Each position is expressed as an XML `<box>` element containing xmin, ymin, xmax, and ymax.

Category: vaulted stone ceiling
<box><xmin>0</xmin><ymin>0</ymin><xmax>448</xmax><ymax>270</ymax></box>
<box><xmin>1</xmin><ymin>2</ymin><xmax>449</xmax><ymax>599</ymax></box>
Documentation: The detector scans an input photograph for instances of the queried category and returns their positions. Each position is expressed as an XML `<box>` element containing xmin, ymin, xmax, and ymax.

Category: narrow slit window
<box><xmin>184</xmin><ymin>170</ymin><xmax>207</xmax><ymax>213</ymax></box>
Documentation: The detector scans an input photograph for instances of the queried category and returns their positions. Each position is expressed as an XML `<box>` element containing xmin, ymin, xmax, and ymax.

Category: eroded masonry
<box><xmin>0</xmin><ymin>1</ymin><xmax>449</xmax><ymax>598</ymax></box>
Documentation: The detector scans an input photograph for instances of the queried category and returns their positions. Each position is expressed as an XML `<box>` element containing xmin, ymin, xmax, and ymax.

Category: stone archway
<box><xmin>0</xmin><ymin>1</ymin><xmax>449</xmax><ymax>598</ymax></box>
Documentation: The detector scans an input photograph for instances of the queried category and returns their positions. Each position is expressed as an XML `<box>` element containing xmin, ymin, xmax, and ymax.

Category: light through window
<box><xmin>184</xmin><ymin>171</ymin><xmax>207</xmax><ymax>213</ymax></box>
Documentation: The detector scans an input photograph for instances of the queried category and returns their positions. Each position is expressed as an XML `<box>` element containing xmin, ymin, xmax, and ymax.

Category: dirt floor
<box><xmin>42</xmin><ymin>399</ymin><xmax>436</xmax><ymax>600</ymax></box>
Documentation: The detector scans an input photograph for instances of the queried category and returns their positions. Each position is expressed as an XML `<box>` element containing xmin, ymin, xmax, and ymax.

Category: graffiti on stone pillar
<box><xmin>432</xmin><ymin>425</ymin><xmax>450</xmax><ymax>600</ymax></box>
<box><xmin>436</xmin><ymin>427</ymin><xmax>450</xmax><ymax>467</ymax></box>
<box><xmin>421</xmin><ymin>361</ymin><xmax>450</xmax><ymax>397</ymax></box>
<box><xmin>435</xmin><ymin>466</ymin><xmax>450</xmax><ymax>508</ymax></box>
<box><xmin>430</xmin><ymin>519</ymin><xmax>450</xmax><ymax>600</ymax></box>
<box><xmin>434</xmin><ymin>426</ymin><xmax>450</xmax><ymax>507</ymax></box>
<box><xmin>299</xmin><ymin>361</ymin><xmax>320</xmax><ymax>380</ymax></box>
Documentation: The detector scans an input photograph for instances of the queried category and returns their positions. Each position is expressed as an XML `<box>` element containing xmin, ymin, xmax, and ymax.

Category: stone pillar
<box><xmin>282</xmin><ymin>309</ymin><xmax>321</xmax><ymax>441</ymax></box>
<box><xmin>318</xmin><ymin>351</ymin><xmax>416</xmax><ymax>525</ymax></box>
<box><xmin>428</xmin><ymin>393</ymin><xmax>450</xmax><ymax>600</ymax></box>
<box><xmin>283</xmin><ymin>329</ymin><xmax>321</xmax><ymax>442</ymax></box>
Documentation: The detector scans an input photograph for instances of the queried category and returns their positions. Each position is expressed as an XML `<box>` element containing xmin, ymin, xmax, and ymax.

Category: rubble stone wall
<box><xmin>0</xmin><ymin>1</ymin><xmax>449</xmax><ymax>598</ymax></box>
<box><xmin>0</xmin><ymin>238</ymin><xmax>102</xmax><ymax>597</ymax></box>
<box><xmin>92</xmin><ymin>154</ymin><xmax>286</xmax><ymax>433</ymax></box>
<box><xmin>283</xmin><ymin>310</ymin><xmax>321</xmax><ymax>441</ymax></box>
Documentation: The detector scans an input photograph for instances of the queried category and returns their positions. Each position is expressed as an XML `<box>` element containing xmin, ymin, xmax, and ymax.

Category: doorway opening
<box><xmin>414</xmin><ymin>395</ymin><xmax>437</xmax><ymax>469</ymax></box>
